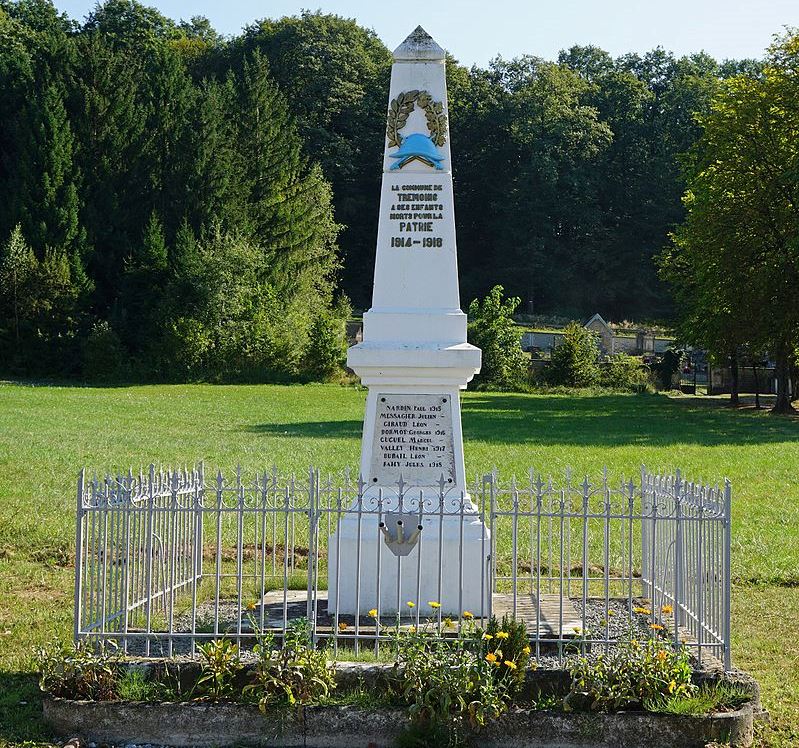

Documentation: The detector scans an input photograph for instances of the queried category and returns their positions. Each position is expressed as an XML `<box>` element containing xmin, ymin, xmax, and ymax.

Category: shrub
<box><xmin>565</xmin><ymin>636</ymin><xmax>694</xmax><ymax>712</ymax></box>
<box><xmin>467</xmin><ymin>286</ymin><xmax>529</xmax><ymax>390</ymax></box>
<box><xmin>82</xmin><ymin>320</ymin><xmax>127</xmax><ymax>382</ymax></box>
<box><xmin>545</xmin><ymin>323</ymin><xmax>600</xmax><ymax>387</ymax></box>
<box><xmin>600</xmin><ymin>353</ymin><xmax>651</xmax><ymax>391</ymax></box>
<box><xmin>303</xmin><ymin>304</ymin><xmax>349</xmax><ymax>382</ymax></box>
<box><xmin>37</xmin><ymin>640</ymin><xmax>119</xmax><ymax>701</ymax></box>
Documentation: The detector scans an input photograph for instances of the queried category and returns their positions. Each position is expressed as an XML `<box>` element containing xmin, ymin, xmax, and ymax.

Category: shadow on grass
<box><xmin>247</xmin><ymin>393</ymin><xmax>799</xmax><ymax>447</ymax></box>
<box><xmin>0</xmin><ymin>671</ymin><xmax>49</xmax><ymax>743</ymax></box>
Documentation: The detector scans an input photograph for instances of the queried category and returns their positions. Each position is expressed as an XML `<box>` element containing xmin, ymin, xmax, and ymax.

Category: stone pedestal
<box><xmin>328</xmin><ymin>27</ymin><xmax>488</xmax><ymax>617</ymax></box>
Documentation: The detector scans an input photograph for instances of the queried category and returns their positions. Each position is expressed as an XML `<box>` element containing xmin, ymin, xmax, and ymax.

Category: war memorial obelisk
<box><xmin>328</xmin><ymin>27</ymin><xmax>488</xmax><ymax>617</ymax></box>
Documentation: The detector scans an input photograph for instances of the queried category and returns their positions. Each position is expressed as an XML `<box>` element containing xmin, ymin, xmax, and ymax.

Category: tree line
<box><xmin>1</xmin><ymin>1</ymin><xmax>788</xmax><ymax>388</ymax></box>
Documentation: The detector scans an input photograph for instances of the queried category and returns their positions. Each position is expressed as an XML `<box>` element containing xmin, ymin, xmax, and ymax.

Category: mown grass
<box><xmin>0</xmin><ymin>382</ymin><xmax>797</xmax><ymax>746</ymax></box>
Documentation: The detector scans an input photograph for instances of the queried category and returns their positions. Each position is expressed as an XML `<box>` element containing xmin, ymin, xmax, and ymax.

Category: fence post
<box><xmin>674</xmin><ymin>474</ymin><xmax>684</xmax><ymax>643</ymax></box>
<box><xmin>640</xmin><ymin>465</ymin><xmax>649</xmax><ymax>599</ymax></box>
<box><xmin>306</xmin><ymin>467</ymin><xmax>315</xmax><ymax>624</ymax></box>
<box><xmin>487</xmin><ymin>470</ymin><xmax>496</xmax><ymax>621</ymax></box>
<box><xmin>144</xmin><ymin>464</ymin><xmax>156</xmax><ymax>657</ymax></box>
<box><xmin>74</xmin><ymin>469</ymin><xmax>85</xmax><ymax>643</ymax></box>
<box><xmin>723</xmin><ymin>479</ymin><xmax>732</xmax><ymax>670</ymax></box>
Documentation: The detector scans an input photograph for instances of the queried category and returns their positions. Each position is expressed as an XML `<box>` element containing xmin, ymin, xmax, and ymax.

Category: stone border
<box><xmin>43</xmin><ymin>696</ymin><xmax>755</xmax><ymax>748</ymax></box>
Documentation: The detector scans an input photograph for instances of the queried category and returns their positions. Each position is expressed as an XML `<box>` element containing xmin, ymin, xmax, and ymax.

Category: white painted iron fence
<box><xmin>74</xmin><ymin>465</ymin><xmax>731</xmax><ymax>669</ymax></box>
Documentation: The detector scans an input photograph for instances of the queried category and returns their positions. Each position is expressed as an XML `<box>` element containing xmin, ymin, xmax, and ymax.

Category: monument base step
<box><xmin>242</xmin><ymin>590</ymin><xmax>582</xmax><ymax>640</ymax></box>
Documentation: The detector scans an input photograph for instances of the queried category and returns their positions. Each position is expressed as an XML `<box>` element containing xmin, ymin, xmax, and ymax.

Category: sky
<box><xmin>53</xmin><ymin>0</ymin><xmax>799</xmax><ymax>67</ymax></box>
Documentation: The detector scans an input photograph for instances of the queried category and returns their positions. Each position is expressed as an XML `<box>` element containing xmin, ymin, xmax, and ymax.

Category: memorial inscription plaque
<box><xmin>370</xmin><ymin>394</ymin><xmax>455</xmax><ymax>486</ymax></box>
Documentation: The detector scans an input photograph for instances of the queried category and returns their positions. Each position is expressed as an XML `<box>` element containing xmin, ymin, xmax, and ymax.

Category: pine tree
<box><xmin>0</xmin><ymin>224</ymin><xmax>37</xmax><ymax>351</ymax></box>
<box><xmin>15</xmin><ymin>82</ymin><xmax>82</xmax><ymax>256</ymax></box>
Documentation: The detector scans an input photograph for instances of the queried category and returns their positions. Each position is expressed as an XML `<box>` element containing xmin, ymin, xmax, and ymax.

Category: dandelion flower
<box><xmin>338</xmin><ymin>621</ymin><xmax>349</xmax><ymax>631</ymax></box>
<box><xmin>485</xmin><ymin>652</ymin><xmax>497</xmax><ymax>663</ymax></box>
<box><xmin>368</xmin><ymin>608</ymin><xmax>378</xmax><ymax>618</ymax></box>
<box><xmin>429</xmin><ymin>601</ymin><xmax>441</xmax><ymax>609</ymax></box>
<box><xmin>633</xmin><ymin>607</ymin><xmax>652</xmax><ymax>615</ymax></box>
<box><xmin>656</xmin><ymin>650</ymin><xmax>668</xmax><ymax>662</ymax></box>
<box><xmin>649</xmin><ymin>623</ymin><xmax>664</xmax><ymax>631</ymax></box>
<box><xmin>668</xmin><ymin>680</ymin><xmax>676</xmax><ymax>694</ymax></box>
<box><xmin>462</xmin><ymin>610</ymin><xmax>474</xmax><ymax>619</ymax></box>
<box><xmin>408</xmin><ymin>625</ymin><xmax>416</xmax><ymax>634</ymax></box>
<box><xmin>661</xmin><ymin>604</ymin><xmax>674</xmax><ymax>615</ymax></box>
<box><xmin>522</xmin><ymin>646</ymin><xmax>531</xmax><ymax>656</ymax></box>
<box><xmin>496</xmin><ymin>631</ymin><xmax>509</xmax><ymax>640</ymax></box>
<box><xmin>407</xmin><ymin>601</ymin><xmax>415</xmax><ymax>609</ymax></box>
<box><xmin>504</xmin><ymin>660</ymin><xmax>517</xmax><ymax>670</ymax></box>
<box><xmin>444</xmin><ymin>617</ymin><xmax>454</xmax><ymax>630</ymax></box>
<box><xmin>607</xmin><ymin>610</ymin><xmax>616</xmax><ymax>616</ymax></box>
<box><xmin>482</xmin><ymin>633</ymin><xmax>493</xmax><ymax>641</ymax></box>
<box><xmin>247</xmin><ymin>602</ymin><xmax>256</xmax><ymax>611</ymax></box>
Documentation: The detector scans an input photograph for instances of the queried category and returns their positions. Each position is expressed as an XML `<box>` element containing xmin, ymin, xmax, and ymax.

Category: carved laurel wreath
<box><xmin>386</xmin><ymin>89</ymin><xmax>448</xmax><ymax>148</ymax></box>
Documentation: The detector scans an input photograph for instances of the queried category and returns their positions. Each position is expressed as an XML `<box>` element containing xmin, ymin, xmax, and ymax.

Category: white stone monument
<box><xmin>328</xmin><ymin>27</ymin><xmax>488</xmax><ymax>617</ymax></box>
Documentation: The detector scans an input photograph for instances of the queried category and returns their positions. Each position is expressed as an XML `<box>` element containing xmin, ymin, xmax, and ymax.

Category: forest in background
<box><xmin>0</xmin><ymin>1</ymin><xmax>762</xmax><ymax>381</ymax></box>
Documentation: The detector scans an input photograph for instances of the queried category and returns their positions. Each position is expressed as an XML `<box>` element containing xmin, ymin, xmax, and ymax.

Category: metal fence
<box><xmin>74</xmin><ymin>465</ymin><xmax>731</xmax><ymax>669</ymax></box>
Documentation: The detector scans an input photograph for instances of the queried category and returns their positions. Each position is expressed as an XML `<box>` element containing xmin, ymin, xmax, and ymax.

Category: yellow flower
<box><xmin>485</xmin><ymin>652</ymin><xmax>497</xmax><ymax>663</ymax></box>
<box><xmin>408</xmin><ymin>625</ymin><xmax>416</xmax><ymax>634</ymax></box>
<box><xmin>633</xmin><ymin>607</ymin><xmax>652</xmax><ymax>615</ymax></box>
<box><xmin>443</xmin><ymin>617</ymin><xmax>454</xmax><ymax>630</ymax></box>
<box><xmin>504</xmin><ymin>660</ymin><xmax>517</xmax><ymax>670</ymax></box>
<box><xmin>656</xmin><ymin>650</ymin><xmax>668</xmax><ymax>662</ymax></box>
<box><xmin>462</xmin><ymin>610</ymin><xmax>474</xmax><ymax>619</ymax></box>
<box><xmin>247</xmin><ymin>602</ymin><xmax>256</xmax><ymax>611</ymax></box>
<box><xmin>607</xmin><ymin>610</ymin><xmax>616</xmax><ymax>616</ymax></box>
<box><xmin>496</xmin><ymin>631</ymin><xmax>509</xmax><ymax>640</ymax></box>
<box><xmin>368</xmin><ymin>608</ymin><xmax>378</xmax><ymax>618</ymax></box>
<box><xmin>649</xmin><ymin>623</ymin><xmax>664</xmax><ymax>631</ymax></box>
<box><xmin>661</xmin><ymin>604</ymin><xmax>674</xmax><ymax>615</ymax></box>
<box><xmin>572</xmin><ymin>627</ymin><xmax>583</xmax><ymax>634</ymax></box>
<box><xmin>428</xmin><ymin>601</ymin><xmax>441</xmax><ymax>609</ymax></box>
<box><xmin>407</xmin><ymin>601</ymin><xmax>415</xmax><ymax>608</ymax></box>
<box><xmin>338</xmin><ymin>621</ymin><xmax>348</xmax><ymax>631</ymax></box>
<box><xmin>482</xmin><ymin>633</ymin><xmax>493</xmax><ymax>641</ymax></box>
<box><xmin>668</xmin><ymin>680</ymin><xmax>677</xmax><ymax>694</ymax></box>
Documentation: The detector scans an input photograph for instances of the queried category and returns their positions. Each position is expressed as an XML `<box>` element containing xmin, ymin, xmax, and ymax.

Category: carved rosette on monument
<box><xmin>328</xmin><ymin>27</ymin><xmax>488</xmax><ymax>616</ymax></box>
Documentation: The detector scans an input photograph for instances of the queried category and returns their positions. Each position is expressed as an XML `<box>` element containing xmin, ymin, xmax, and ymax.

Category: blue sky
<box><xmin>54</xmin><ymin>0</ymin><xmax>799</xmax><ymax>66</ymax></box>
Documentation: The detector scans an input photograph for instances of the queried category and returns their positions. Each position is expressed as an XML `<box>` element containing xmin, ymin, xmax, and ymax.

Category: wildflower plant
<box><xmin>392</xmin><ymin>608</ymin><xmax>535</xmax><ymax>740</ymax></box>
<box><xmin>243</xmin><ymin>617</ymin><xmax>335</xmax><ymax>712</ymax></box>
<box><xmin>37</xmin><ymin>639</ymin><xmax>120</xmax><ymax>701</ymax></box>
<box><xmin>195</xmin><ymin>638</ymin><xmax>243</xmax><ymax>700</ymax></box>
<box><xmin>565</xmin><ymin>635</ymin><xmax>695</xmax><ymax>712</ymax></box>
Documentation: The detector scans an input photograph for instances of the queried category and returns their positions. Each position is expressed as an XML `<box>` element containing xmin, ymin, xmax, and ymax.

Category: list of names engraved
<box><xmin>370</xmin><ymin>394</ymin><xmax>455</xmax><ymax>487</ymax></box>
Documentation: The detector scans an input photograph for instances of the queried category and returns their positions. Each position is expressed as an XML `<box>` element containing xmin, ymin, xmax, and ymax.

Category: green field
<box><xmin>1</xmin><ymin>382</ymin><xmax>797</xmax><ymax>746</ymax></box>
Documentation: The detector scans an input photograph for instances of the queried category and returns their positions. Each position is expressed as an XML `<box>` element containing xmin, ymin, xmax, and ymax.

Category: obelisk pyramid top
<box><xmin>393</xmin><ymin>26</ymin><xmax>446</xmax><ymax>62</ymax></box>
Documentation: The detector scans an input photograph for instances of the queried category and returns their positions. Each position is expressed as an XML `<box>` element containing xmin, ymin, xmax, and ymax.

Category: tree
<box><xmin>660</xmin><ymin>31</ymin><xmax>799</xmax><ymax>414</ymax></box>
<box><xmin>467</xmin><ymin>285</ymin><xmax>528</xmax><ymax>390</ymax></box>
<box><xmin>545</xmin><ymin>323</ymin><xmax>601</xmax><ymax>387</ymax></box>
<box><xmin>237</xmin><ymin>12</ymin><xmax>391</xmax><ymax>307</ymax></box>
<box><xmin>0</xmin><ymin>224</ymin><xmax>37</xmax><ymax>350</ymax></box>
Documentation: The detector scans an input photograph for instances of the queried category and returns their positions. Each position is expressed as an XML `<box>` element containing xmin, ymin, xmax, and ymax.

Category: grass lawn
<box><xmin>0</xmin><ymin>382</ymin><xmax>797</xmax><ymax>746</ymax></box>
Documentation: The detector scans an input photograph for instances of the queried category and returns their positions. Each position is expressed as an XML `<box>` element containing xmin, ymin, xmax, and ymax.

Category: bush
<box><xmin>303</xmin><ymin>303</ymin><xmax>350</xmax><ymax>382</ymax></box>
<box><xmin>468</xmin><ymin>286</ymin><xmax>529</xmax><ymax>390</ymax></box>
<box><xmin>545</xmin><ymin>323</ymin><xmax>601</xmax><ymax>387</ymax></box>
<box><xmin>82</xmin><ymin>320</ymin><xmax>127</xmax><ymax>382</ymax></box>
<box><xmin>600</xmin><ymin>353</ymin><xmax>651</xmax><ymax>391</ymax></box>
